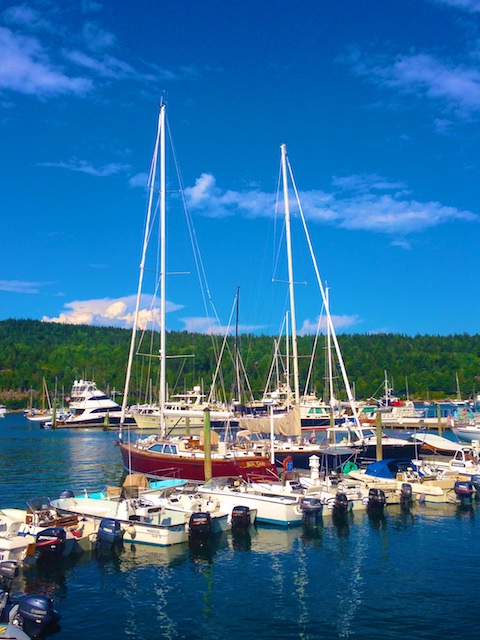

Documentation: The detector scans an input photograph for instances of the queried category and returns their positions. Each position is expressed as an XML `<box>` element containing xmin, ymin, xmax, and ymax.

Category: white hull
<box><xmin>51</xmin><ymin>495</ymin><xmax>189</xmax><ymax>547</ymax></box>
<box><xmin>198</xmin><ymin>479</ymin><xmax>303</xmax><ymax>527</ymax></box>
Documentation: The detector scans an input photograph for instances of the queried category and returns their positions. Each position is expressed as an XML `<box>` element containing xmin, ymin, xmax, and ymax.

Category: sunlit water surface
<box><xmin>1</xmin><ymin>413</ymin><xmax>478</xmax><ymax>640</ymax></box>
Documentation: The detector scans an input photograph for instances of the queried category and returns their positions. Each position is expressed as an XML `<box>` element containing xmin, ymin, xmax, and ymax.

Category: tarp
<box><xmin>237</xmin><ymin>405</ymin><xmax>301</xmax><ymax>437</ymax></box>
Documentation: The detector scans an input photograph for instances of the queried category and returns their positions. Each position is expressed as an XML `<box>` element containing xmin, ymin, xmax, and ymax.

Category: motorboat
<box><xmin>1</xmin><ymin>497</ymin><xmax>98</xmax><ymax>560</ymax></box>
<box><xmin>346</xmin><ymin>458</ymin><xmax>460</xmax><ymax>504</ymax></box>
<box><xmin>197</xmin><ymin>476</ymin><xmax>305</xmax><ymax>527</ymax></box>
<box><xmin>50</xmin><ymin>492</ymin><xmax>189</xmax><ymax>547</ymax></box>
<box><xmin>53</xmin><ymin>379</ymin><xmax>136</xmax><ymax>428</ymax></box>
<box><xmin>0</xmin><ymin>560</ymin><xmax>60</xmax><ymax>639</ymax></box>
<box><xmin>324</xmin><ymin>423</ymin><xmax>419</xmax><ymax>462</ymax></box>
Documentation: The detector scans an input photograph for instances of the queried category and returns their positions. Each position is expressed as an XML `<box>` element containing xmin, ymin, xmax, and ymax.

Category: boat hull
<box><xmin>117</xmin><ymin>441</ymin><xmax>277</xmax><ymax>482</ymax></box>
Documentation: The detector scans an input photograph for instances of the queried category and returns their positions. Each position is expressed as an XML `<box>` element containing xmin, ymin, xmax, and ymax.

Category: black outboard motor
<box><xmin>470</xmin><ymin>474</ymin><xmax>480</xmax><ymax>500</ymax></box>
<box><xmin>231</xmin><ymin>506</ymin><xmax>253</xmax><ymax>530</ymax></box>
<box><xmin>17</xmin><ymin>594</ymin><xmax>61</xmax><ymax>638</ymax></box>
<box><xmin>367</xmin><ymin>488</ymin><xmax>387</xmax><ymax>511</ymax></box>
<box><xmin>97</xmin><ymin>518</ymin><xmax>123</xmax><ymax>545</ymax></box>
<box><xmin>189</xmin><ymin>512</ymin><xmax>212</xmax><ymax>539</ymax></box>
<box><xmin>58</xmin><ymin>489</ymin><xmax>75</xmax><ymax>499</ymax></box>
<box><xmin>36</xmin><ymin>526</ymin><xmax>67</xmax><ymax>560</ymax></box>
<box><xmin>300</xmin><ymin>497</ymin><xmax>323</xmax><ymax>523</ymax></box>
<box><xmin>400</xmin><ymin>482</ymin><xmax>413</xmax><ymax>505</ymax></box>
<box><xmin>454</xmin><ymin>480</ymin><xmax>475</xmax><ymax>506</ymax></box>
<box><xmin>0</xmin><ymin>560</ymin><xmax>61</xmax><ymax>638</ymax></box>
<box><xmin>332</xmin><ymin>492</ymin><xmax>349</xmax><ymax>516</ymax></box>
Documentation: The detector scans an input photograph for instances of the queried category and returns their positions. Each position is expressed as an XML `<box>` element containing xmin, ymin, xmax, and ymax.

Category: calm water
<box><xmin>1</xmin><ymin>413</ymin><xmax>479</xmax><ymax>640</ymax></box>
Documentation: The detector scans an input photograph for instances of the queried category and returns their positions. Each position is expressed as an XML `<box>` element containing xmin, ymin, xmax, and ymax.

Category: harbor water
<box><xmin>1</xmin><ymin>412</ymin><xmax>479</xmax><ymax>640</ymax></box>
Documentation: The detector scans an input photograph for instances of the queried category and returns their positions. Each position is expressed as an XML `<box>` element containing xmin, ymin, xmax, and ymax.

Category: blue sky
<box><xmin>2</xmin><ymin>0</ymin><xmax>480</xmax><ymax>337</ymax></box>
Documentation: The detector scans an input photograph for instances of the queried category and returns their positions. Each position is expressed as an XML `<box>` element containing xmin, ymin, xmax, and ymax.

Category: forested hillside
<box><xmin>1</xmin><ymin>319</ymin><xmax>480</xmax><ymax>409</ymax></box>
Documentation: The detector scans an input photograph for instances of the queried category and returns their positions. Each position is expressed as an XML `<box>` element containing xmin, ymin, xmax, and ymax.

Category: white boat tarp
<box><xmin>237</xmin><ymin>406</ymin><xmax>301</xmax><ymax>437</ymax></box>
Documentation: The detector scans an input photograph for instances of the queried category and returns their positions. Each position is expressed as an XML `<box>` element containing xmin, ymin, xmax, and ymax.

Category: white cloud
<box><xmin>185</xmin><ymin>171</ymin><xmax>478</xmax><ymax>238</ymax></box>
<box><xmin>185</xmin><ymin>173</ymin><xmax>275</xmax><ymax>219</ymax></box>
<box><xmin>42</xmin><ymin>295</ymin><xmax>184</xmax><ymax>329</ymax></box>
<box><xmin>0</xmin><ymin>27</ymin><xmax>92</xmax><ymax>96</ymax></box>
<box><xmin>345</xmin><ymin>47</ymin><xmax>480</xmax><ymax>117</ymax></box>
<box><xmin>39</xmin><ymin>158</ymin><xmax>131</xmax><ymax>177</ymax></box>
<box><xmin>298</xmin><ymin>314</ymin><xmax>362</xmax><ymax>336</ymax></box>
<box><xmin>432</xmin><ymin>0</ymin><xmax>480</xmax><ymax>12</ymax></box>
<box><xmin>0</xmin><ymin>279</ymin><xmax>45</xmax><ymax>293</ymax></box>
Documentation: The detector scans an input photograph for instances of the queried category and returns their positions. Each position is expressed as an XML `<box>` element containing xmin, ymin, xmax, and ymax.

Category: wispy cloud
<box><xmin>0</xmin><ymin>279</ymin><xmax>46</xmax><ymax>293</ymax></box>
<box><xmin>344</xmin><ymin>47</ymin><xmax>480</xmax><ymax>118</ymax></box>
<box><xmin>185</xmin><ymin>172</ymin><xmax>478</xmax><ymax>241</ymax></box>
<box><xmin>42</xmin><ymin>295</ymin><xmax>183</xmax><ymax>329</ymax></box>
<box><xmin>0</xmin><ymin>26</ymin><xmax>93</xmax><ymax>96</ymax></box>
<box><xmin>39</xmin><ymin>158</ymin><xmax>131</xmax><ymax>177</ymax></box>
<box><xmin>432</xmin><ymin>0</ymin><xmax>480</xmax><ymax>12</ymax></box>
<box><xmin>0</xmin><ymin>7</ymin><xmax>204</xmax><ymax>101</ymax></box>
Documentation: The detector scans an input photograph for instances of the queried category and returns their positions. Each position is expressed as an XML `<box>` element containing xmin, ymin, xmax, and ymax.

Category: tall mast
<box><xmin>159</xmin><ymin>104</ymin><xmax>166</xmax><ymax>435</ymax></box>
<box><xmin>280</xmin><ymin>144</ymin><xmax>300</xmax><ymax>406</ymax></box>
<box><xmin>120</xmin><ymin>103</ymin><xmax>165</xmax><ymax>432</ymax></box>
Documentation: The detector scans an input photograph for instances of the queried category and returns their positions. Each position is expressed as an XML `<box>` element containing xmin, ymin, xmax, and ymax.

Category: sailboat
<box><xmin>116</xmin><ymin>103</ymin><xmax>277</xmax><ymax>482</ymax></box>
<box><xmin>238</xmin><ymin>144</ymin><xmax>417</xmax><ymax>468</ymax></box>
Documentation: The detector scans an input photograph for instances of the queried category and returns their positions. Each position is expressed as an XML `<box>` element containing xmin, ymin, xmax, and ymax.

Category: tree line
<box><xmin>1</xmin><ymin>318</ymin><xmax>479</xmax><ymax>409</ymax></box>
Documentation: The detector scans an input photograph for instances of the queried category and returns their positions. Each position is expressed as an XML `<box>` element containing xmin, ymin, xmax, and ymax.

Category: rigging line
<box><xmin>304</xmin><ymin>297</ymin><xmax>326</xmax><ymax>397</ymax></box>
<box><xmin>167</xmin><ymin>119</ymin><xmax>223</xmax><ymax>336</ymax></box>
<box><xmin>121</xmin><ymin>104</ymin><xmax>163</xmax><ymax>428</ymax></box>
<box><xmin>286</xmin><ymin>156</ymin><xmax>362</xmax><ymax>432</ymax></box>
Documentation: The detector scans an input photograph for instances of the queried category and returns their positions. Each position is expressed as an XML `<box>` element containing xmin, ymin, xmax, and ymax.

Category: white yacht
<box><xmin>54</xmin><ymin>379</ymin><xmax>134</xmax><ymax>428</ymax></box>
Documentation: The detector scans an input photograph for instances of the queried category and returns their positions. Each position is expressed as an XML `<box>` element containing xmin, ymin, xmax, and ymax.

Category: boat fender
<box><xmin>127</xmin><ymin>524</ymin><xmax>136</xmax><ymax>538</ymax></box>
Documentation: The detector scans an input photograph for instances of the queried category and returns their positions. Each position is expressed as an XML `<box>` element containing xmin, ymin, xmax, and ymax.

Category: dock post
<box><xmin>376</xmin><ymin>411</ymin><xmax>383</xmax><ymax>461</ymax></box>
<box><xmin>437</xmin><ymin>403</ymin><xmax>443</xmax><ymax>437</ymax></box>
<box><xmin>203</xmin><ymin>408</ymin><xmax>212</xmax><ymax>481</ymax></box>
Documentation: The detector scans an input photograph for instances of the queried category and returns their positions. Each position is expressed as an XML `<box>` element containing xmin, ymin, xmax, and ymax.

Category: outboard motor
<box><xmin>0</xmin><ymin>561</ymin><xmax>61</xmax><ymax>638</ymax></box>
<box><xmin>470</xmin><ymin>474</ymin><xmax>480</xmax><ymax>500</ymax></box>
<box><xmin>231</xmin><ymin>506</ymin><xmax>253</xmax><ymax>530</ymax></box>
<box><xmin>454</xmin><ymin>480</ymin><xmax>475</xmax><ymax>506</ymax></box>
<box><xmin>400</xmin><ymin>482</ymin><xmax>413</xmax><ymax>506</ymax></box>
<box><xmin>36</xmin><ymin>526</ymin><xmax>67</xmax><ymax>559</ymax></box>
<box><xmin>189</xmin><ymin>512</ymin><xmax>212</xmax><ymax>539</ymax></box>
<box><xmin>58</xmin><ymin>489</ymin><xmax>75</xmax><ymax>500</ymax></box>
<box><xmin>367</xmin><ymin>488</ymin><xmax>387</xmax><ymax>511</ymax></box>
<box><xmin>17</xmin><ymin>594</ymin><xmax>61</xmax><ymax>638</ymax></box>
<box><xmin>332</xmin><ymin>492</ymin><xmax>349</xmax><ymax>516</ymax></box>
<box><xmin>300</xmin><ymin>497</ymin><xmax>323</xmax><ymax>523</ymax></box>
<box><xmin>97</xmin><ymin>518</ymin><xmax>123</xmax><ymax>545</ymax></box>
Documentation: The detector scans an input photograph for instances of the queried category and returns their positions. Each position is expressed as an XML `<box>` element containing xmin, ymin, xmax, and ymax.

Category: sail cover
<box><xmin>237</xmin><ymin>405</ymin><xmax>301</xmax><ymax>437</ymax></box>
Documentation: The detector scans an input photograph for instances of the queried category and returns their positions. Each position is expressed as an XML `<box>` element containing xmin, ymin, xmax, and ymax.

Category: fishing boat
<box><xmin>116</xmin><ymin>103</ymin><xmax>276</xmax><ymax>482</ymax></box>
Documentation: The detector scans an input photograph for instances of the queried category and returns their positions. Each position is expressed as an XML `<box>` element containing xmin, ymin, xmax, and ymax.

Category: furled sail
<box><xmin>237</xmin><ymin>405</ymin><xmax>301</xmax><ymax>437</ymax></box>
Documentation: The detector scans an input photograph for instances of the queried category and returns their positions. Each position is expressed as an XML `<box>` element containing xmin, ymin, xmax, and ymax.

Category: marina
<box><xmin>2</xmin><ymin>412</ymin><xmax>480</xmax><ymax>639</ymax></box>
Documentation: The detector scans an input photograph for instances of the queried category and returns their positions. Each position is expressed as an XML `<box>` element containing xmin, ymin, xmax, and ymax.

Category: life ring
<box><xmin>282</xmin><ymin>456</ymin><xmax>294</xmax><ymax>472</ymax></box>
<box><xmin>341</xmin><ymin>461</ymin><xmax>358</xmax><ymax>475</ymax></box>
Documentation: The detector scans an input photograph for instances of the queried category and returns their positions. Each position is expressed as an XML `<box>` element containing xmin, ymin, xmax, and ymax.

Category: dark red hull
<box><xmin>117</xmin><ymin>441</ymin><xmax>277</xmax><ymax>481</ymax></box>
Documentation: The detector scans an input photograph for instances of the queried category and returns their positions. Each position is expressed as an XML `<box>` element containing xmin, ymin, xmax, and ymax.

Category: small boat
<box><xmin>0</xmin><ymin>405</ymin><xmax>6</xmax><ymax>419</ymax></box>
<box><xmin>347</xmin><ymin>458</ymin><xmax>459</xmax><ymax>504</ymax></box>
<box><xmin>0</xmin><ymin>514</ymin><xmax>36</xmax><ymax>564</ymax></box>
<box><xmin>0</xmin><ymin>560</ymin><xmax>61</xmax><ymax>639</ymax></box>
<box><xmin>1</xmin><ymin>497</ymin><xmax>98</xmax><ymax>560</ymax></box>
<box><xmin>50</xmin><ymin>492</ymin><xmax>189</xmax><ymax>547</ymax></box>
<box><xmin>409</xmin><ymin>432</ymin><xmax>465</xmax><ymax>456</ymax></box>
<box><xmin>198</xmin><ymin>476</ymin><xmax>304</xmax><ymax>527</ymax></box>
<box><xmin>452</xmin><ymin>420</ymin><xmax>480</xmax><ymax>443</ymax></box>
